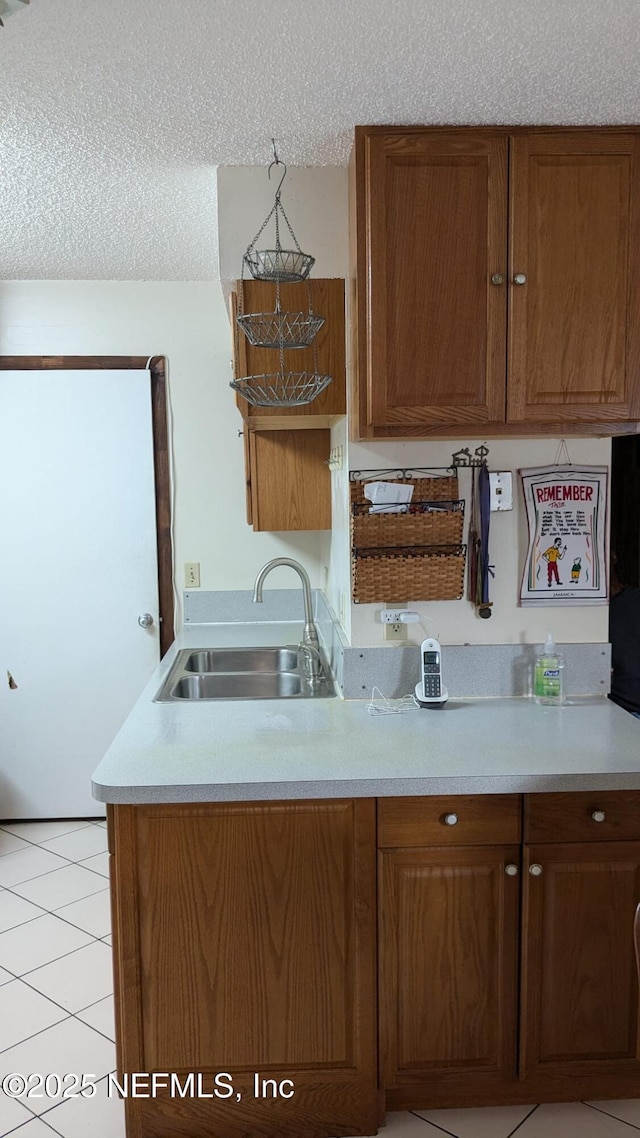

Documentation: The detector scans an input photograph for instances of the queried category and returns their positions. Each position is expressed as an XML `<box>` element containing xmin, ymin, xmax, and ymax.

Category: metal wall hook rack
<box><xmin>349</xmin><ymin>466</ymin><xmax>457</xmax><ymax>482</ymax></box>
<box><xmin>451</xmin><ymin>444</ymin><xmax>491</xmax><ymax>468</ymax></box>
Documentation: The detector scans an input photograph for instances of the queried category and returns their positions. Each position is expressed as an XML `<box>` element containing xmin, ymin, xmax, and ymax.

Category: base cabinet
<box><xmin>379</xmin><ymin>844</ymin><xmax>520</xmax><ymax>1110</ymax></box>
<box><xmin>108</xmin><ymin>791</ymin><xmax>640</xmax><ymax>1137</ymax></box>
<box><xmin>109</xmin><ymin>800</ymin><xmax>377</xmax><ymax>1138</ymax></box>
<box><xmin>378</xmin><ymin>792</ymin><xmax>640</xmax><ymax>1110</ymax></box>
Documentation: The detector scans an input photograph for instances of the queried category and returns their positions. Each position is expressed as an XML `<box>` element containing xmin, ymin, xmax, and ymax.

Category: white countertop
<box><xmin>92</xmin><ymin>622</ymin><xmax>640</xmax><ymax>804</ymax></box>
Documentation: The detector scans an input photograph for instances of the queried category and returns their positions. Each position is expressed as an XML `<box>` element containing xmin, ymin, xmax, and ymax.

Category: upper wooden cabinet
<box><xmin>232</xmin><ymin>278</ymin><xmax>346</xmax><ymax>429</ymax></box>
<box><xmin>350</xmin><ymin>126</ymin><xmax>640</xmax><ymax>438</ymax></box>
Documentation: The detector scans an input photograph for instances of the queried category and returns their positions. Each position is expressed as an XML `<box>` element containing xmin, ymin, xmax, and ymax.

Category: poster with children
<box><xmin>519</xmin><ymin>465</ymin><xmax>608</xmax><ymax>605</ymax></box>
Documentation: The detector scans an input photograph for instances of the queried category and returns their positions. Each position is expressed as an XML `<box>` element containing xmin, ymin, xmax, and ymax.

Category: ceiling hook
<box><xmin>268</xmin><ymin>138</ymin><xmax>287</xmax><ymax>198</ymax></box>
<box><xmin>268</xmin><ymin>160</ymin><xmax>288</xmax><ymax>199</ymax></box>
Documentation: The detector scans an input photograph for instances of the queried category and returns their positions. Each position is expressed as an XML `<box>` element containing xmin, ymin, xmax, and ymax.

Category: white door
<box><xmin>0</xmin><ymin>369</ymin><xmax>161</xmax><ymax>818</ymax></box>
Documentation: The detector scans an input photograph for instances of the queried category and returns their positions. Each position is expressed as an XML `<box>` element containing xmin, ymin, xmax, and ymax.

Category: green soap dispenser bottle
<box><xmin>534</xmin><ymin>632</ymin><xmax>565</xmax><ymax>705</ymax></box>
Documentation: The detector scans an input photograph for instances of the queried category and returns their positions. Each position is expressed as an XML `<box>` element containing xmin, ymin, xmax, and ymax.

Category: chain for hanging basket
<box><xmin>242</xmin><ymin>159</ymin><xmax>315</xmax><ymax>283</ymax></box>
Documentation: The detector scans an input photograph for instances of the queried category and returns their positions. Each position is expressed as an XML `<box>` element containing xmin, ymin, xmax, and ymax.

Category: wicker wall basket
<box><xmin>350</xmin><ymin>476</ymin><xmax>459</xmax><ymax>506</ymax></box>
<box><xmin>352</xmin><ymin>545</ymin><xmax>467</xmax><ymax>605</ymax></box>
<box><xmin>352</xmin><ymin>501</ymin><xmax>464</xmax><ymax>550</ymax></box>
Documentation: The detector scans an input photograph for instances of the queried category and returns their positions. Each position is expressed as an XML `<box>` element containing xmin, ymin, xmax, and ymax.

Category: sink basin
<box><xmin>172</xmin><ymin>672</ymin><xmax>303</xmax><ymax>700</ymax></box>
<box><xmin>184</xmin><ymin>647</ymin><xmax>299</xmax><ymax>673</ymax></box>
<box><xmin>154</xmin><ymin>645</ymin><xmax>336</xmax><ymax>702</ymax></box>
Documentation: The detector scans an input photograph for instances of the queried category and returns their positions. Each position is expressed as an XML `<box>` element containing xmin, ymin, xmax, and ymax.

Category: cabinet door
<box><xmin>110</xmin><ymin>800</ymin><xmax>378</xmax><ymax>1138</ymax></box>
<box><xmin>509</xmin><ymin>132</ymin><xmax>640</xmax><ymax>424</ymax></box>
<box><xmin>379</xmin><ymin>844</ymin><xmax>520</xmax><ymax>1109</ymax></box>
<box><xmin>354</xmin><ymin>128</ymin><xmax>508</xmax><ymax>436</ymax></box>
<box><xmin>520</xmin><ymin>841</ymin><xmax>640</xmax><ymax>1084</ymax></box>
<box><xmin>247</xmin><ymin>428</ymin><xmax>331</xmax><ymax>531</ymax></box>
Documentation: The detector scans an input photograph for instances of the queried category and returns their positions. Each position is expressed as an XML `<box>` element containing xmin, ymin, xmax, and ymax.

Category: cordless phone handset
<box><xmin>415</xmin><ymin>637</ymin><xmax>449</xmax><ymax>707</ymax></box>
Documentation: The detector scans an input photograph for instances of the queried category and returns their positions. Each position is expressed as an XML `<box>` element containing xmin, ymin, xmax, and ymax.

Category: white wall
<box><xmin>0</xmin><ymin>281</ymin><xmax>329</xmax><ymax>625</ymax></box>
<box><xmin>217</xmin><ymin>167</ymin><xmax>349</xmax><ymax>282</ymax></box>
<box><xmin>348</xmin><ymin>437</ymin><xmax>611</xmax><ymax>646</ymax></box>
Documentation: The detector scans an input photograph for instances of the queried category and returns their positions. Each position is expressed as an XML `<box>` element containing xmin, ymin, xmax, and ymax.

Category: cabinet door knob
<box><xmin>505</xmin><ymin>863</ymin><xmax>519</xmax><ymax>876</ymax></box>
<box><xmin>529</xmin><ymin>863</ymin><xmax>543</xmax><ymax>877</ymax></box>
<box><xmin>592</xmin><ymin>809</ymin><xmax>606</xmax><ymax>822</ymax></box>
<box><xmin>513</xmin><ymin>273</ymin><xmax>527</xmax><ymax>285</ymax></box>
<box><xmin>442</xmin><ymin>813</ymin><xmax>458</xmax><ymax>826</ymax></box>
<box><xmin>491</xmin><ymin>273</ymin><xmax>504</xmax><ymax>286</ymax></box>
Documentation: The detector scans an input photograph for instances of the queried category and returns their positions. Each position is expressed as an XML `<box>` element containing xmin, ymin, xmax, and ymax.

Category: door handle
<box><xmin>138</xmin><ymin>613</ymin><xmax>154</xmax><ymax>628</ymax></box>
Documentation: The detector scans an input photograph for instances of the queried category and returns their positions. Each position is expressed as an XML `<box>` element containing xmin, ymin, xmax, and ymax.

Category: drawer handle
<box><xmin>592</xmin><ymin>810</ymin><xmax>606</xmax><ymax>823</ymax></box>
<box><xmin>529</xmin><ymin>863</ymin><xmax>543</xmax><ymax>877</ymax></box>
<box><xmin>505</xmin><ymin>863</ymin><xmax>519</xmax><ymax>877</ymax></box>
<box><xmin>442</xmin><ymin>813</ymin><xmax>459</xmax><ymax>826</ymax></box>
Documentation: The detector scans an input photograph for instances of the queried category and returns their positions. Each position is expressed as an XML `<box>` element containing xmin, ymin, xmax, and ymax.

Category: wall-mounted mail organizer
<box><xmin>350</xmin><ymin>469</ymin><xmax>467</xmax><ymax>604</ymax></box>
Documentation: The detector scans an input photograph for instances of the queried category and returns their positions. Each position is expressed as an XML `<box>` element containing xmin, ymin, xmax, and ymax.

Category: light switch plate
<box><xmin>489</xmin><ymin>472</ymin><xmax>513</xmax><ymax>511</ymax></box>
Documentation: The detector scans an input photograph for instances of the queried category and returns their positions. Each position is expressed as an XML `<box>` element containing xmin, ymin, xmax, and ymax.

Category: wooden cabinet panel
<box><xmin>247</xmin><ymin>428</ymin><xmax>331</xmax><ymax>531</ymax></box>
<box><xmin>355</xmin><ymin>129</ymin><xmax>507</xmax><ymax>435</ymax></box>
<box><xmin>351</xmin><ymin>125</ymin><xmax>640</xmax><ymax>439</ymax></box>
<box><xmin>377</xmin><ymin>792</ymin><xmax>640</xmax><ymax>1110</ymax></box>
<box><xmin>525</xmin><ymin>790</ymin><xmax>640</xmax><ymax>844</ymax></box>
<box><xmin>379</xmin><ymin>844</ymin><xmax>520</xmax><ymax>1107</ymax></box>
<box><xmin>234</xmin><ymin>278</ymin><xmax>346</xmax><ymax>427</ymax></box>
<box><xmin>509</xmin><ymin>133</ymin><xmax>640</xmax><ymax>424</ymax></box>
<box><xmin>378</xmin><ymin>794</ymin><xmax>521</xmax><ymax>848</ymax></box>
<box><xmin>520</xmin><ymin>841</ymin><xmax>640</xmax><ymax>1081</ymax></box>
<box><xmin>110</xmin><ymin>800</ymin><xmax>378</xmax><ymax>1138</ymax></box>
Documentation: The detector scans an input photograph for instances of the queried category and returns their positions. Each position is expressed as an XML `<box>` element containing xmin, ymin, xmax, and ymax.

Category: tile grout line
<box><xmin>31</xmin><ymin>1071</ymin><xmax>115</xmax><ymax>1128</ymax></box>
<box><xmin>409</xmin><ymin>1111</ymin><xmax>460</xmax><ymax>1137</ymax></box>
<box><xmin>582</xmin><ymin>1102</ymin><xmax>640</xmax><ymax>1131</ymax></box>
<box><xmin>0</xmin><ymin>885</ymin><xmax>109</xmax><ymax>940</ymax></box>
<box><xmin>0</xmin><ymin>932</ymin><xmax>104</xmax><ymax>983</ymax></box>
<box><xmin>0</xmin><ymin>963</ymin><xmax>118</xmax><ymax>1057</ymax></box>
<box><xmin>0</xmin><ymin>821</ymin><xmax>99</xmax><ymax>855</ymax></box>
<box><xmin>505</xmin><ymin>1104</ymin><xmax>540</xmax><ymax>1137</ymax></box>
<box><xmin>0</xmin><ymin>850</ymin><xmax>109</xmax><ymax>895</ymax></box>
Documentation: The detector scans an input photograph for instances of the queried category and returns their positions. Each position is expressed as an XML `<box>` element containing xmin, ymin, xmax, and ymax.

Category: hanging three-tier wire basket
<box><xmin>231</xmin><ymin>143</ymin><xmax>333</xmax><ymax>408</ymax></box>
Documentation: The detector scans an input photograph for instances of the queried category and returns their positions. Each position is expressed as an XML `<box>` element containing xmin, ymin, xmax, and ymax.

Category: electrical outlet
<box><xmin>184</xmin><ymin>562</ymin><xmax>200</xmax><ymax>588</ymax></box>
<box><xmin>380</xmin><ymin>608</ymin><xmax>419</xmax><ymax>624</ymax></box>
<box><xmin>384</xmin><ymin>621</ymin><xmax>407</xmax><ymax>641</ymax></box>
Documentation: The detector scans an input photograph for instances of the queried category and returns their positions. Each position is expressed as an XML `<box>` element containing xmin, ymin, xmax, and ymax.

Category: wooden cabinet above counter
<box><xmin>350</xmin><ymin>126</ymin><xmax>640</xmax><ymax>439</ymax></box>
<box><xmin>231</xmin><ymin>278</ymin><xmax>343</xmax><ymax>531</ymax></box>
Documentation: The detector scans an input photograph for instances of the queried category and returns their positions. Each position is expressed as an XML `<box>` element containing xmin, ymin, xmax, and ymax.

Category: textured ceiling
<box><xmin>2</xmin><ymin>0</ymin><xmax>640</xmax><ymax>279</ymax></box>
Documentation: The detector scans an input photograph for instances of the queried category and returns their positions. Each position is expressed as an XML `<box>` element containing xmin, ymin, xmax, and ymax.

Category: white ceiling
<box><xmin>2</xmin><ymin>0</ymin><xmax>640</xmax><ymax>280</ymax></box>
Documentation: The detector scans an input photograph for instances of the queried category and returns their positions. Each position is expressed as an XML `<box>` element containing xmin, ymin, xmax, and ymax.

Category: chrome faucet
<box><xmin>252</xmin><ymin>558</ymin><xmax>321</xmax><ymax>678</ymax></box>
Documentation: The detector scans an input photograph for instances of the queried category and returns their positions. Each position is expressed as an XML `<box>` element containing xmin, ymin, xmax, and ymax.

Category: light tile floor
<box><xmin>1</xmin><ymin>819</ymin><xmax>639</xmax><ymax>1138</ymax></box>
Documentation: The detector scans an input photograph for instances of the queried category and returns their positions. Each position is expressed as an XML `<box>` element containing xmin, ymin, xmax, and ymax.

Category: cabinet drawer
<box><xmin>377</xmin><ymin>795</ymin><xmax>521</xmax><ymax>847</ymax></box>
<box><xmin>525</xmin><ymin>791</ymin><xmax>640</xmax><ymax>843</ymax></box>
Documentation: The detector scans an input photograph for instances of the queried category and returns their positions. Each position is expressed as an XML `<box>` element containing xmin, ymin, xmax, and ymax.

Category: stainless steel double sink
<box><xmin>154</xmin><ymin>646</ymin><xmax>336</xmax><ymax>702</ymax></box>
